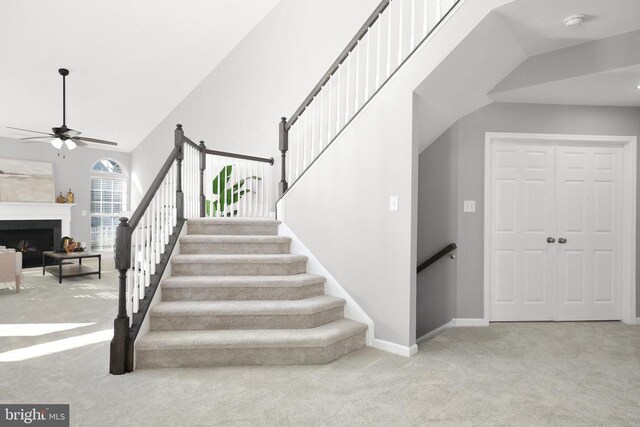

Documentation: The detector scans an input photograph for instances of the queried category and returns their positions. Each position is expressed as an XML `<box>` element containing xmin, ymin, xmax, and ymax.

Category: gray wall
<box><xmin>0</xmin><ymin>136</ymin><xmax>131</xmax><ymax>244</ymax></box>
<box><xmin>417</xmin><ymin>126</ymin><xmax>459</xmax><ymax>337</ymax></box>
<box><xmin>418</xmin><ymin>102</ymin><xmax>640</xmax><ymax>326</ymax></box>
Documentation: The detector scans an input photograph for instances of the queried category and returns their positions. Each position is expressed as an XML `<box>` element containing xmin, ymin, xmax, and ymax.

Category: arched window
<box><xmin>90</xmin><ymin>159</ymin><xmax>128</xmax><ymax>252</ymax></box>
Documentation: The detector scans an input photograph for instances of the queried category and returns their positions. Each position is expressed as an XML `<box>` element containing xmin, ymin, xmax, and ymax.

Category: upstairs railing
<box><xmin>278</xmin><ymin>0</ymin><xmax>460</xmax><ymax>195</ymax></box>
<box><xmin>110</xmin><ymin>124</ymin><xmax>273</xmax><ymax>374</ymax></box>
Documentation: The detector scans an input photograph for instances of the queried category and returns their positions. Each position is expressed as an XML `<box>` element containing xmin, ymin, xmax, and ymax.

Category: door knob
<box><xmin>546</xmin><ymin>237</ymin><xmax>556</xmax><ymax>243</ymax></box>
<box><xmin>558</xmin><ymin>237</ymin><xmax>567</xmax><ymax>244</ymax></box>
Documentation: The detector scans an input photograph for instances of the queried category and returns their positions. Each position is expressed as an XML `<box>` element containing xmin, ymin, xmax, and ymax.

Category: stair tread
<box><xmin>162</xmin><ymin>274</ymin><xmax>325</xmax><ymax>288</ymax></box>
<box><xmin>187</xmin><ymin>218</ymin><xmax>281</xmax><ymax>226</ymax></box>
<box><xmin>180</xmin><ymin>235</ymin><xmax>291</xmax><ymax>243</ymax></box>
<box><xmin>172</xmin><ymin>254</ymin><xmax>307</xmax><ymax>264</ymax></box>
<box><xmin>137</xmin><ymin>319</ymin><xmax>367</xmax><ymax>350</ymax></box>
<box><xmin>151</xmin><ymin>295</ymin><xmax>344</xmax><ymax>316</ymax></box>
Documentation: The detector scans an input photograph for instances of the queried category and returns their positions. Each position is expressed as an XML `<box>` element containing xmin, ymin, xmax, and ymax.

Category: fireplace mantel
<box><xmin>0</xmin><ymin>203</ymin><xmax>74</xmax><ymax>237</ymax></box>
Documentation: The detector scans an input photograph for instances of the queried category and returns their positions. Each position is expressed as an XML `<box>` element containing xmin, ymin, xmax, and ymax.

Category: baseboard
<box><xmin>452</xmin><ymin>318</ymin><xmax>490</xmax><ymax>327</ymax></box>
<box><xmin>371</xmin><ymin>339</ymin><xmax>418</xmax><ymax>357</ymax></box>
<box><xmin>416</xmin><ymin>321</ymin><xmax>454</xmax><ymax>344</ymax></box>
<box><xmin>416</xmin><ymin>318</ymin><xmax>490</xmax><ymax>345</ymax></box>
<box><xmin>277</xmin><ymin>222</ymin><xmax>375</xmax><ymax>346</ymax></box>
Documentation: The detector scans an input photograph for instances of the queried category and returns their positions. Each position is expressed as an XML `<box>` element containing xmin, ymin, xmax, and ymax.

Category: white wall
<box><xmin>0</xmin><ymin>136</ymin><xmax>131</xmax><ymax>244</ymax></box>
<box><xmin>130</xmin><ymin>0</ymin><xmax>381</xmax><ymax>205</ymax></box>
<box><xmin>279</xmin><ymin>0</ymin><xmax>513</xmax><ymax>348</ymax></box>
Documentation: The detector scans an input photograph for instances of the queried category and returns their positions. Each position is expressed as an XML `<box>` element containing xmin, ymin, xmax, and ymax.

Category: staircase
<box><xmin>135</xmin><ymin>218</ymin><xmax>367</xmax><ymax>368</ymax></box>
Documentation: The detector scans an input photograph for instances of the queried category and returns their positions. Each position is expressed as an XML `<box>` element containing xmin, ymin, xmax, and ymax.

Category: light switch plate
<box><xmin>82</xmin><ymin>210</ymin><xmax>87</xmax><ymax>216</ymax></box>
<box><xmin>389</xmin><ymin>196</ymin><xmax>399</xmax><ymax>211</ymax></box>
<box><xmin>463</xmin><ymin>200</ymin><xmax>476</xmax><ymax>213</ymax></box>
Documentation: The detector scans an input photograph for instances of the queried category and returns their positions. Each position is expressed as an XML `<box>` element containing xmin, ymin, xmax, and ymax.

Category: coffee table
<box><xmin>42</xmin><ymin>251</ymin><xmax>102</xmax><ymax>284</ymax></box>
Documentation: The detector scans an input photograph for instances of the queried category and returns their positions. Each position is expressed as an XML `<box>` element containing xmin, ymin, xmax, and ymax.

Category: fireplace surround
<box><xmin>0</xmin><ymin>202</ymin><xmax>73</xmax><ymax>269</ymax></box>
<box><xmin>0</xmin><ymin>220</ymin><xmax>62</xmax><ymax>268</ymax></box>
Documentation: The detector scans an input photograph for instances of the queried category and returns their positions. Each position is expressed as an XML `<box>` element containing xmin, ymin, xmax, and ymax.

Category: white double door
<box><xmin>490</xmin><ymin>141</ymin><xmax>623</xmax><ymax>321</ymax></box>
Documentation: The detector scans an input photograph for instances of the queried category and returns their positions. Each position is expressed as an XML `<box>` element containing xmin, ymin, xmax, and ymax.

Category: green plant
<box><xmin>205</xmin><ymin>165</ymin><xmax>261</xmax><ymax>217</ymax></box>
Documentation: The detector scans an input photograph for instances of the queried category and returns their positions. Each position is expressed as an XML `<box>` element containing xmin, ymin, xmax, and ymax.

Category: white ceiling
<box><xmin>493</xmin><ymin>0</ymin><xmax>640</xmax><ymax>55</ymax></box>
<box><xmin>415</xmin><ymin>0</ymin><xmax>640</xmax><ymax>151</ymax></box>
<box><xmin>490</xmin><ymin>62</ymin><xmax>640</xmax><ymax>107</ymax></box>
<box><xmin>0</xmin><ymin>0</ymin><xmax>279</xmax><ymax>152</ymax></box>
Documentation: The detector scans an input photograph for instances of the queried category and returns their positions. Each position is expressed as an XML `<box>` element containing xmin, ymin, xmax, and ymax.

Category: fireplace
<box><xmin>0</xmin><ymin>220</ymin><xmax>61</xmax><ymax>268</ymax></box>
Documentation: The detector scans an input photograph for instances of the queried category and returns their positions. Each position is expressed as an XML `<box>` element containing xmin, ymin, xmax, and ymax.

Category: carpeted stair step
<box><xmin>187</xmin><ymin>218</ymin><xmax>280</xmax><ymax>236</ymax></box>
<box><xmin>150</xmin><ymin>295</ymin><xmax>345</xmax><ymax>331</ymax></box>
<box><xmin>162</xmin><ymin>274</ymin><xmax>325</xmax><ymax>301</ymax></box>
<box><xmin>171</xmin><ymin>254</ymin><xmax>307</xmax><ymax>276</ymax></box>
<box><xmin>180</xmin><ymin>235</ymin><xmax>291</xmax><ymax>255</ymax></box>
<box><xmin>136</xmin><ymin>319</ymin><xmax>367</xmax><ymax>368</ymax></box>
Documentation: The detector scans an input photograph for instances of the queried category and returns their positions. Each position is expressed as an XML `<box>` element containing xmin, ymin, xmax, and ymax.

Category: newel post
<box><xmin>199</xmin><ymin>141</ymin><xmax>206</xmax><ymax>218</ymax></box>
<box><xmin>175</xmin><ymin>124</ymin><xmax>185</xmax><ymax>220</ymax></box>
<box><xmin>110</xmin><ymin>217</ymin><xmax>132</xmax><ymax>375</ymax></box>
<box><xmin>279</xmin><ymin>117</ymin><xmax>289</xmax><ymax>196</ymax></box>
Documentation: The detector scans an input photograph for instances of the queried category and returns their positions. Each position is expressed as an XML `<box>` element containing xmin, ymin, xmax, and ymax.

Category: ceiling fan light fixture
<box><xmin>64</xmin><ymin>139</ymin><xmax>77</xmax><ymax>150</ymax></box>
<box><xmin>51</xmin><ymin>138</ymin><xmax>63</xmax><ymax>149</ymax></box>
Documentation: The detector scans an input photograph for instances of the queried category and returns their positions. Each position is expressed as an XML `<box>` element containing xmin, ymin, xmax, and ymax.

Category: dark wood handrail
<box><xmin>285</xmin><ymin>0</ymin><xmax>390</xmax><ymax>131</ymax></box>
<box><xmin>205</xmin><ymin>148</ymin><xmax>274</xmax><ymax>165</ymax></box>
<box><xmin>417</xmin><ymin>243</ymin><xmax>457</xmax><ymax>274</ymax></box>
<box><xmin>127</xmin><ymin>146</ymin><xmax>180</xmax><ymax>230</ymax></box>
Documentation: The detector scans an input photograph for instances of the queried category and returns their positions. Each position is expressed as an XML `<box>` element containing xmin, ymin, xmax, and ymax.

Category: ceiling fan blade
<box><xmin>70</xmin><ymin>138</ymin><xmax>88</xmax><ymax>147</ymax></box>
<box><xmin>19</xmin><ymin>136</ymin><xmax>53</xmax><ymax>140</ymax></box>
<box><xmin>7</xmin><ymin>126</ymin><xmax>54</xmax><ymax>136</ymax></box>
<box><xmin>74</xmin><ymin>136</ymin><xmax>118</xmax><ymax>146</ymax></box>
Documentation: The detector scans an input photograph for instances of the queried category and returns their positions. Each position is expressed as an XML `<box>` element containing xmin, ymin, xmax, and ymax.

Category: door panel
<box><xmin>555</xmin><ymin>145</ymin><xmax>622</xmax><ymax>320</ymax></box>
<box><xmin>491</xmin><ymin>143</ymin><xmax>556</xmax><ymax>320</ymax></box>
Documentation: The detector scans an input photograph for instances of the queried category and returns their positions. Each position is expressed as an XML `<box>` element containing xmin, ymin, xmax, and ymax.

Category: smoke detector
<box><xmin>563</xmin><ymin>14</ymin><xmax>585</xmax><ymax>29</ymax></box>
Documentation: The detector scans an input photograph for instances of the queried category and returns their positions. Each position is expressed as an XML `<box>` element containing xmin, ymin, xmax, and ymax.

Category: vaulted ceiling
<box><xmin>0</xmin><ymin>0</ymin><xmax>280</xmax><ymax>152</ymax></box>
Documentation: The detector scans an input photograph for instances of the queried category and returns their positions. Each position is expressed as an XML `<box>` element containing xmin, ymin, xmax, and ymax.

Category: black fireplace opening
<box><xmin>0</xmin><ymin>220</ymin><xmax>62</xmax><ymax>268</ymax></box>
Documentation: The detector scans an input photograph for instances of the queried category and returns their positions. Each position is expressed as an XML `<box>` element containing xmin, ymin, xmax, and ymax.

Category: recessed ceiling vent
<box><xmin>563</xmin><ymin>14</ymin><xmax>585</xmax><ymax>29</ymax></box>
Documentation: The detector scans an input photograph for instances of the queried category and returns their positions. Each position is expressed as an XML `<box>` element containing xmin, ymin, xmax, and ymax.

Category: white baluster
<box><xmin>410</xmin><ymin>0</ymin><xmax>416</xmax><ymax>49</ymax></box>
<box><xmin>133</xmin><ymin>226</ymin><xmax>139</xmax><ymax>312</ymax></box>
<box><xmin>423</xmin><ymin>0</ymin><xmax>428</xmax><ymax>37</ymax></box>
<box><xmin>295</xmin><ymin>124</ymin><xmax>300</xmax><ymax>181</ymax></box>
<box><xmin>160</xmin><ymin>177</ymin><xmax>166</xmax><ymax>247</ymax></box>
<box><xmin>150</xmin><ymin>191</ymin><xmax>156</xmax><ymax>274</ymax></box>
<box><xmin>218</xmin><ymin>158</ymin><xmax>222</xmax><ymax>218</ymax></box>
<box><xmin>365</xmin><ymin>30</ymin><xmax>371</xmax><ymax>101</ymax></box>
<box><xmin>376</xmin><ymin>14</ymin><xmax>382</xmax><ymax>88</ymax></box>
<box><xmin>355</xmin><ymin>41</ymin><xmax>361</xmax><ymax>112</ymax></box>
<box><xmin>387</xmin><ymin>0</ymin><xmax>393</xmax><ymax>77</ymax></box>
<box><xmin>345</xmin><ymin>53</ymin><xmax>351</xmax><ymax>123</ymax></box>
<box><xmin>327</xmin><ymin>76</ymin><xmax>333</xmax><ymax>142</ymax></box>
<box><xmin>143</xmin><ymin>212</ymin><xmax>149</xmax><ymax>288</ymax></box>
<box><xmin>319</xmin><ymin>89</ymin><xmax>324</xmax><ymax>151</ymax></box>
<box><xmin>336</xmin><ymin>64</ymin><xmax>341</xmax><ymax>133</ymax></box>
<box><xmin>259</xmin><ymin>163</ymin><xmax>264</xmax><ymax>217</ymax></box>
<box><xmin>398</xmin><ymin>0</ymin><xmax>404</xmax><ymax>63</ymax></box>
<box><xmin>436</xmin><ymin>0</ymin><xmax>442</xmax><ymax>22</ymax></box>
<box><xmin>311</xmin><ymin>103</ymin><xmax>316</xmax><ymax>161</ymax></box>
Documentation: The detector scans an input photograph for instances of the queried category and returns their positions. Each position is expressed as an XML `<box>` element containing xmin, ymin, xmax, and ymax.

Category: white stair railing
<box><xmin>278</xmin><ymin>0</ymin><xmax>460</xmax><ymax>195</ymax></box>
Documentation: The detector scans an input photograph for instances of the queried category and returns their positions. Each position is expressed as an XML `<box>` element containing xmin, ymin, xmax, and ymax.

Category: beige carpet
<box><xmin>1</xmin><ymin>262</ymin><xmax>639</xmax><ymax>426</ymax></box>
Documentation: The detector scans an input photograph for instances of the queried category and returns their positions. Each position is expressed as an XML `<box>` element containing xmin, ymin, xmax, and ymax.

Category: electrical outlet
<box><xmin>389</xmin><ymin>196</ymin><xmax>399</xmax><ymax>211</ymax></box>
<box><xmin>463</xmin><ymin>200</ymin><xmax>476</xmax><ymax>213</ymax></box>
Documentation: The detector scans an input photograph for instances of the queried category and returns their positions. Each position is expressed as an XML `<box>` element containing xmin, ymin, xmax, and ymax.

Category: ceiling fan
<box><xmin>7</xmin><ymin>68</ymin><xmax>118</xmax><ymax>150</ymax></box>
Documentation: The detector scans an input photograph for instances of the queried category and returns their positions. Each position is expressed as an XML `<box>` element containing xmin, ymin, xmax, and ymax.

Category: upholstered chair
<box><xmin>0</xmin><ymin>246</ymin><xmax>22</xmax><ymax>293</ymax></box>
